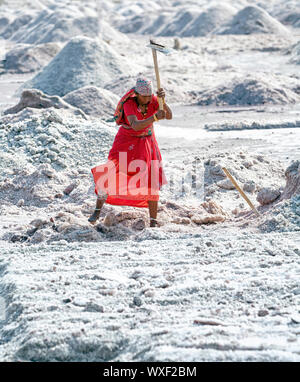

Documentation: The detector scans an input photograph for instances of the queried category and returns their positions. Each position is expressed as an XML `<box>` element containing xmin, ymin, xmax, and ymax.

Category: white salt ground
<box><xmin>0</xmin><ymin>0</ymin><xmax>300</xmax><ymax>362</ymax></box>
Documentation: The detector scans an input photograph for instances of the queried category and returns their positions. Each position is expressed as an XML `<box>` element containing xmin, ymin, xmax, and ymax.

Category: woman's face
<box><xmin>137</xmin><ymin>93</ymin><xmax>152</xmax><ymax>106</ymax></box>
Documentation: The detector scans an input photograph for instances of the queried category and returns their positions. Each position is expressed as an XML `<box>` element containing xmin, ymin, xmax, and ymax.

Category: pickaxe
<box><xmin>147</xmin><ymin>40</ymin><xmax>172</xmax><ymax>110</ymax></box>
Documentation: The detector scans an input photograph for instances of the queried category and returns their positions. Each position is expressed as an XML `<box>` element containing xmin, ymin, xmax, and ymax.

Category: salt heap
<box><xmin>277</xmin><ymin>10</ymin><xmax>300</xmax><ymax>28</ymax></box>
<box><xmin>117</xmin><ymin>3</ymin><xmax>237</xmax><ymax>37</ymax></box>
<box><xmin>218</xmin><ymin>5</ymin><xmax>290</xmax><ymax>35</ymax></box>
<box><xmin>0</xmin><ymin>107</ymin><xmax>115</xmax><ymax>175</ymax></box>
<box><xmin>0</xmin><ymin>14</ymin><xmax>12</xmax><ymax>33</ymax></box>
<box><xmin>0</xmin><ymin>12</ymin><xmax>35</xmax><ymax>41</ymax></box>
<box><xmin>3</xmin><ymin>43</ymin><xmax>61</xmax><ymax>73</ymax></box>
<box><xmin>62</xmin><ymin>86</ymin><xmax>119</xmax><ymax>118</ymax></box>
<box><xmin>139</xmin><ymin>13</ymin><xmax>172</xmax><ymax>36</ymax></box>
<box><xmin>22</xmin><ymin>36</ymin><xmax>138</xmax><ymax>97</ymax></box>
<box><xmin>0</xmin><ymin>4</ymin><xmax>120</xmax><ymax>44</ymax></box>
<box><xmin>280</xmin><ymin>160</ymin><xmax>300</xmax><ymax>200</ymax></box>
<box><xmin>113</xmin><ymin>1</ymin><xmax>162</xmax><ymax>34</ymax></box>
<box><xmin>0</xmin><ymin>164</ymin><xmax>68</xmax><ymax>208</ymax></box>
<box><xmin>197</xmin><ymin>75</ymin><xmax>299</xmax><ymax>106</ymax></box>
<box><xmin>157</xmin><ymin>7</ymin><xmax>202</xmax><ymax>36</ymax></box>
<box><xmin>258</xmin><ymin>161</ymin><xmax>300</xmax><ymax>233</ymax></box>
<box><xmin>180</xmin><ymin>5</ymin><xmax>236</xmax><ymax>37</ymax></box>
<box><xmin>118</xmin><ymin>13</ymin><xmax>154</xmax><ymax>34</ymax></box>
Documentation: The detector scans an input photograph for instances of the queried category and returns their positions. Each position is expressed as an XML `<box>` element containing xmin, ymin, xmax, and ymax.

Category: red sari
<box><xmin>91</xmin><ymin>95</ymin><xmax>167</xmax><ymax>208</ymax></box>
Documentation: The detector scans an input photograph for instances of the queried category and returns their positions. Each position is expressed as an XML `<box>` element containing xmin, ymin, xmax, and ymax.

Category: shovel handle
<box><xmin>152</xmin><ymin>48</ymin><xmax>164</xmax><ymax>110</ymax></box>
<box><xmin>222</xmin><ymin>167</ymin><xmax>260</xmax><ymax>216</ymax></box>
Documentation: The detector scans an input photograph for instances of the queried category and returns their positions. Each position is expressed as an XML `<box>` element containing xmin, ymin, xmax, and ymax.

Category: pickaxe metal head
<box><xmin>147</xmin><ymin>39</ymin><xmax>173</xmax><ymax>55</ymax></box>
<box><xmin>147</xmin><ymin>39</ymin><xmax>173</xmax><ymax>110</ymax></box>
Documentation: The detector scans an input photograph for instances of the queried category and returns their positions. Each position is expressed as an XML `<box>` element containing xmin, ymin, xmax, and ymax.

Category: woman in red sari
<box><xmin>89</xmin><ymin>77</ymin><xmax>172</xmax><ymax>227</ymax></box>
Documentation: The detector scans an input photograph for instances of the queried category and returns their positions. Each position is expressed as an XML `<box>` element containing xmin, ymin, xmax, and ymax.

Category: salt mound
<box><xmin>258</xmin><ymin>194</ymin><xmax>300</xmax><ymax>233</ymax></box>
<box><xmin>219</xmin><ymin>5</ymin><xmax>289</xmax><ymax>35</ymax></box>
<box><xmin>22</xmin><ymin>36</ymin><xmax>137</xmax><ymax>97</ymax></box>
<box><xmin>278</xmin><ymin>11</ymin><xmax>300</xmax><ymax>28</ymax></box>
<box><xmin>118</xmin><ymin>13</ymin><xmax>154</xmax><ymax>34</ymax></box>
<box><xmin>0</xmin><ymin>12</ymin><xmax>35</xmax><ymax>40</ymax></box>
<box><xmin>181</xmin><ymin>5</ymin><xmax>236</xmax><ymax>37</ymax></box>
<box><xmin>140</xmin><ymin>13</ymin><xmax>172</xmax><ymax>36</ymax></box>
<box><xmin>3</xmin><ymin>89</ymin><xmax>86</xmax><ymax>118</ymax></box>
<box><xmin>0</xmin><ymin>15</ymin><xmax>11</xmax><ymax>33</ymax></box>
<box><xmin>62</xmin><ymin>86</ymin><xmax>119</xmax><ymax>118</ymax></box>
<box><xmin>157</xmin><ymin>7</ymin><xmax>201</xmax><ymax>36</ymax></box>
<box><xmin>258</xmin><ymin>161</ymin><xmax>300</xmax><ymax>233</ymax></box>
<box><xmin>290</xmin><ymin>42</ymin><xmax>300</xmax><ymax>65</ymax></box>
<box><xmin>0</xmin><ymin>164</ymin><xmax>68</xmax><ymax>207</ymax></box>
<box><xmin>203</xmin><ymin>150</ymin><xmax>285</xmax><ymax>214</ymax></box>
<box><xmin>113</xmin><ymin>1</ymin><xmax>162</xmax><ymax>34</ymax></box>
<box><xmin>197</xmin><ymin>76</ymin><xmax>299</xmax><ymax>106</ymax></box>
<box><xmin>0</xmin><ymin>4</ymin><xmax>123</xmax><ymax>44</ymax></box>
<box><xmin>3</xmin><ymin>42</ymin><xmax>61</xmax><ymax>73</ymax></box>
<box><xmin>280</xmin><ymin>160</ymin><xmax>300</xmax><ymax>200</ymax></box>
<box><xmin>0</xmin><ymin>108</ymin><xmax>115</xmax><ymax>175</ymax></box>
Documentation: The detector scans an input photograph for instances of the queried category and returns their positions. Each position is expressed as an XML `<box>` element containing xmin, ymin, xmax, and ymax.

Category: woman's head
<box><xmin>134</xmin><ymin>77</ymin><xmax>153</xmax><ymax>104</ymax></box>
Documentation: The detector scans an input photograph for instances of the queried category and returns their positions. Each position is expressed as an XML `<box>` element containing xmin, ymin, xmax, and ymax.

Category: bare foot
<box><xmin>150</xmin><ymin>218</ymin><xmax>158</xmax><ymax>228</ymax></box>
<box><xmin>88</xmin><ymin>209</ymin><xmax>101</xmax><ymax>225</ymax></box>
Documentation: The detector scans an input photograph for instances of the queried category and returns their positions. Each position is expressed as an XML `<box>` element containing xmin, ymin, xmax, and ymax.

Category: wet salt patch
<box><xmin>157</xmin><ymin>125</ymin><xmax>300</xmax><ymax>163</ymax></box>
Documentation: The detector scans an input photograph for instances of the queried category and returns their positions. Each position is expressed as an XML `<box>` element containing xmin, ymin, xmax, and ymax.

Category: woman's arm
<box><xmin>163</xmin><ymin>102</ymin><xmax>172</xmax><ymax>120</ymax></box>
<box><xmin>127</xmin><ymin>109</ymin><xmax>166</xmax><ymax>131</ymax></box>
<box><xmin>157</xmin><ymin>88</ymin><xmax>172</xmax><ymax>120</ymax></box>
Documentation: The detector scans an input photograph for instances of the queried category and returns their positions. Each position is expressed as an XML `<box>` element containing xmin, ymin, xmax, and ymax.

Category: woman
<box><xmin>89</xmin><ymin>77</ymin><xmax>172</xmax><ymax>227</ymax></box>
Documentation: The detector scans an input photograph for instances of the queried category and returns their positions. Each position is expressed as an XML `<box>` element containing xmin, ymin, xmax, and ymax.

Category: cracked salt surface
<box><xmin>0</xmin><ymin>232</ymin><xmax>300</xmax><ymax>362</ymax></box>
<box><xmin>0</xmin><ymin>0</ymin><xmax>300</xmax><ymax>363</ymax></box>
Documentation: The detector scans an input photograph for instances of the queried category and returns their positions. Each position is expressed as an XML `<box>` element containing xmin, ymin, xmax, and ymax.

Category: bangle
<box><xmin>153</xmin><ymin>113</ymin><xmax>158</xmax><ymax>122</ymax></box>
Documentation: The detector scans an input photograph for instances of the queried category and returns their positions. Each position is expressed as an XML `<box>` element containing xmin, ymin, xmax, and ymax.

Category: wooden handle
<box><xmin>152</xmin><ymin>48</ymin><xmax>164</xmax><ymax>110</ymax></box>
<box><xmin>222</xmin><ymin>167</ymin><xmax>260</xmax><ymax>216</ymax></box>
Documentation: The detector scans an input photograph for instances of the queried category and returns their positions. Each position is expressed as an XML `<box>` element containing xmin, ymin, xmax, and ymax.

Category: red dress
<box><xmin>91</xmin><ymin>95</ymin><xmax>167</xmax><ymax>208</ymax></box>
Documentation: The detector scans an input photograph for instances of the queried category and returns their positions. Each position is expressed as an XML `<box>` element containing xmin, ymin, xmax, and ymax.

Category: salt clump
<box><xmin>256</xmin><ymin>187</ymin><xmax>281</xmax><ymax>205</ymax></box>
<box><xmin>4</xmin><ymin>89</ymin><xmax>86</xmax><ymax>118</ymax></box>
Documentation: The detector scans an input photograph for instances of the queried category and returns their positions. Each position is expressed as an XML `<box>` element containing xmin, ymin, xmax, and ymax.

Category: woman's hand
<box><xmin>156</xmin><ymin>110</ymin><xmax>166</xmax><ymax>120</ymax></box>
<box><xmin>157</xmin><ymin>88</ymin><xmax>166</xmax><ymax>99</ymax></box>
<box><xmin>156</xmin><ymin>88</ymin><xmax>173</xmax><ymax>120</ymax></box>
